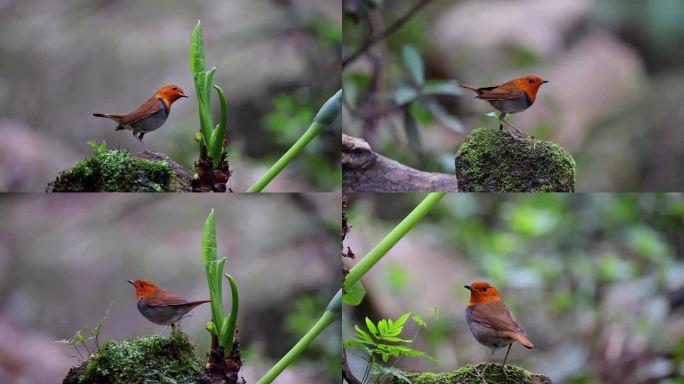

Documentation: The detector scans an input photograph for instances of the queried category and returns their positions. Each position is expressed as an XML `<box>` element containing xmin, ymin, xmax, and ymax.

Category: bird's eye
<box><xmin>482</xmin><ymin>286</ymin><xmax>488</xmax><ymax>292</ymax></box>
<box><xmin>528</xmin><ymin>79</ymin><xmax>534</xmax><ymax>84</ymax></box>
<box><xmin>140</xmin><ymin>283</ymin><xmax>145</xmax><ymax>288</ymax></box>
<box><xmin>172</xmin><ymin>86</ymin><xmax>177</xmax><ymax>91</ymax></box>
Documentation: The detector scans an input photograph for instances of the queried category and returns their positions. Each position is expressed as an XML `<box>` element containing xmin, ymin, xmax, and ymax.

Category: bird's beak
<box><xmin>180</xmin><ymin>93</ymin><xmax>189</xmax><ymax>98</ymax></box>
<box><xmin>541</xmin><ymin>80</ymin><xmax>549</xmax><ymax>84</ymax></box>
<box><xmin>464</xmin><ymin>285</ymin><xmax>472</xmax><ymax>291</ymax></box>
<box><xmin>127</xmin><ymin>280</ymin><xmax>135</xmax><ymax>285</ymax></box>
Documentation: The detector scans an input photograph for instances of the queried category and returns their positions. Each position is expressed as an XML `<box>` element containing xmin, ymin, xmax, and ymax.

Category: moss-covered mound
<box><xmin>388</xmin><ymin>363</ymin><xmax>552</xmax><ymax>384</ymax></box>
<box><xmin>63</xmin><ymin>330</ymin><xmax>210</xmax><ymax>384</ymax></box>
<box><xmin>455</xmin><ymin>128</ymin><xmax>575</xmax><ymax>192</ymax></box>
<box><xmin>48</xmin><ymin>147</ymin><xmax>191</xmax><ymax>192</ymax></box>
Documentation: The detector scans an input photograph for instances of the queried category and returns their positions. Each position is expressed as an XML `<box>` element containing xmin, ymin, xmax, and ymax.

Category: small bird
<box><xmin>460</xmin><ymin>76</ymin><xmax>548</xmax><ymax>134</ymax></box>
<box><xmin>464</xmin><ymin>281</ymin><xmax>533</xmax><ymax>369</ymax></box>
<box><xmin>93</xmin><ymin>85</ymin><xmax>188</xmax><ymax>152</ymax></box>
<box><xmin>128</xmin><ymin>279</ymin><xmax>209</xmax><ymax>329</ymax></box>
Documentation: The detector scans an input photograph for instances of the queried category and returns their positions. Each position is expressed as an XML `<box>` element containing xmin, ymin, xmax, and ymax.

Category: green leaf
<box><xmin>210</xmin><ymin>84</ymin><xmax>228</xmax><ymax>169</ymax></box>
<box><xmin>393</xmin><ymin>85</ymin><xmax>419</xmax><ymax>105</ymax></box>
<box><xmin>411</xmin><ymin>315</ymin><xmax>427</xmax><ymax>327</ymax></box>
<box><xmin>365</xmin><ymin>317</ymin><xmax>379</xmax><ymax>338</ymax></box>
<box><xmin>391</xmin><ymin>312</ymin><xmax>411</xmax><ymax>333</ymax></box>
<box><xmin>402</xmin><ymin>45</ymin><xmax>424</xmax><ymax>85</ymax></box>
<box><xmin>342</xmin><ymin>280</ymin><xmax>366</xmax><ymax>306</ymax></box>
<box><xmin>190</xmin><ymin>20</ymin><xmax>205</xmax><ymax>76</ymax></box>
<box><xmin>201</xmin><ymin>209</ymin><xmax>217</xmax><ymax>263</ymax></box>
<box><xmin>380</xmin><ymin>336</ymin><xmax>412</xmax><ymax>343</ymax></box>
<box><xmin>354</xmin><ymin>325</ymin><xmax>374</xmax><ymax>344</ymax></box>
<box><xmin>425</xmin><ymin>100</ymin><xmax>463</xmax><ymax>133</ymax></box>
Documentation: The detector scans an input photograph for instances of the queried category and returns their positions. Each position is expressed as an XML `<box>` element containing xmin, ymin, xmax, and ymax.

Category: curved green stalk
<box><xmin>256</xmin><ymin>290</ymin><xmax>341</xmax><ymax>384</ymax></box>
<box><xmin>210</xmin><ymin>84</ymin><xmax>228</xmax><ymax>169</ymax></box>
<box><xmin>344</xmin><ymin>192</ymin><xmax>446</xmax><ymax>290</ymax></box>
<box><xmin>220</xmin><ymin>273</ymin><xmax>239</xmax><ymax>355</ymax></box>
<box><xmin>247</xmin><ymin>89</ymin><xmax>342</xmax><ymax>192</ymax></box>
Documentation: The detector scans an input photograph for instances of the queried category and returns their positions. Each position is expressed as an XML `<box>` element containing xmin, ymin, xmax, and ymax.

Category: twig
<box><xmin>342</xmin><ymin>0</ymin><xmax>437</xmax><ymax>68</ymax></box>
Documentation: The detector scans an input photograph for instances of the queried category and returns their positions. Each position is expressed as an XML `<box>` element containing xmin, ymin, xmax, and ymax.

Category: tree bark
<box><xmin>342</xmin><ymin>134</ymin><xmax>459</xmax><ymax>192</ymax></box>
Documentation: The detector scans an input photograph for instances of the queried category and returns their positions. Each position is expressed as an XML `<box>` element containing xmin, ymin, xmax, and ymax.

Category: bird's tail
<box><xmin>504</xmin><ymin>331</ymin><xmax>534</xmax><ymax>349</ymax></box>
<box><xmin>93</xmin><ymin>113</ymin><xmax>126</xmax><ymax>130</ymax></box>
<box><xmin>458</xmin><ymin>83</ymin><xmax>480</xmax><ymax>93</ymax></box>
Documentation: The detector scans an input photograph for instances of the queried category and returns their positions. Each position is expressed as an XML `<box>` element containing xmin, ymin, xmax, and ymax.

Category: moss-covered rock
<box><xmin>388</xmin><ymin>363</ymin><xmax>552</xmax><ymax>384</ymax></box>
<box><xmin>455</xmin><ymin>128</ymin><xmax>575</xmax><ymax>192</ymax></box>
<box><xmin>63</xmin><ymin>330</ymin><xmax>210</xmax><ymax>384</ymax></box>
<box><xmin>48</xmin><ymin>145</ymin><xmax>191</xmax><ymax>192</ymax></box>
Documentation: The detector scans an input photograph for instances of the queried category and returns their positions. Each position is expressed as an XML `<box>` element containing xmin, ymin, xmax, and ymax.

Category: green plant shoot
<box><xmin>190</xmin><ymin>20</ymin><xmax>228</xmax><ymax>169</ymax></box>
<box><xmin>247</xmin><ymin>89</ymin><xmax>342</xmax><ymax>192</ymax></box>
<box><xmin>343</xmin><ymin>313</ymin><xmax>436</xmax><ymax>384</ymax></box>
<box><xmin>256</xmin><ymin>289</ymin><xmax>342</xmax><ymax>384</ymax></box>
<box><xmin>201</xmin><ymin>209</ymin><xmax>239</xmax><ymax>357</ymax></box>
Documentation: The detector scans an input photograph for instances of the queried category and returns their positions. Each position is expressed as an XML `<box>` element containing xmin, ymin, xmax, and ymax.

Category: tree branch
<box><xmin>342</xmin><ymin>0</ymin><xmax>437</xmax><ymax>68</ymax></box>
<box><xmin>342</xmin><ymin>134</ymin><xmax>459</xmax><ymax>192</ymax></box>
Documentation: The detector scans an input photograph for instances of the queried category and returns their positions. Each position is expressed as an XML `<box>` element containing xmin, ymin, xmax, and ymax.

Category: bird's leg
<box><xmin>500</xmin><ymin>344</ymin><xmax>512</xmax><ymax>378</ymax></box>
<box><xmin>135</xmin><ymin>132</ymin><xmax>150</xmax><ymax>153</ymax></box>
<box><xmin>502</xmin><ymin>119</ymin><xmax>527</xmax><ymax>137</ymax></box>
<box><xmin>498</xmin><ymin>113</ymin><xmax>505</xmax><ymax>131</ymax></box>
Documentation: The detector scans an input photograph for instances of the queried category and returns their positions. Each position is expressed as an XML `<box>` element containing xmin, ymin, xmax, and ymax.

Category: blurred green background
<box><xmin>0</xmin><ymin>0</ymin><xmax>341</xmax><ymax>192</ymax></box>
<box><xmin>0</xmin><ymin>194</ymin><xmax>340</xmax><ymax>383</ymax></box>
<box><xmin>342</xmin><ymin>0</ymin><xmax>684</xmax><ymax>191</ymax></box>
<box><xmin>343</xmin><ymin>193</ymin><xmax>684</xmax><ymax>383</ymax></box>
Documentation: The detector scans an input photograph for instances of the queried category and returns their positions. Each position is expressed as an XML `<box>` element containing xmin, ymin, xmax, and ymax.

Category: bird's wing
<box><xmin>118</xmin><ymin>97</ymin><xmax>163</xmax><ymax>125</ymax></box>
<box><xmin>144</xmin><ymin>290</ymin><xmax>209</xmax><ymax>307</ymax></box>
<box><xmin>470</xmin><ymin>300</ymin><xmax>524</xmax><ymax>334</ymax></box>
<box><xmin>475</xmin><ymin>86</ymin><xmax>524</xmax><ymax>101</ymax></box>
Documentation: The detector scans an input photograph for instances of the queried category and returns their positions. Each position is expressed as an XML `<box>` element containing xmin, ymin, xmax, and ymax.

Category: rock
<box><xmin>63</xmin><ymin>330</ymin><xmax>210</xmax><ymax>384</ymax></box>
<box><xmin>455</xmin><ymin>128</ymin><xmax>575</xmax><ymax>192</ymax></box>
<box><xmin>386</xmin><ymin>363</ymin><xmax>552</xmax><ymax>384</ymax></box>
<box><xmin>48</xmin><ymin>147</ymin><xmax>192</xmax><ymax>192</ymax></box>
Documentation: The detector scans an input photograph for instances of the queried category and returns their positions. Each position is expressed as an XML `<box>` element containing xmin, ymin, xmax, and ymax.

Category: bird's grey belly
<box><xmin>488</xmin><ymin>93</ymin><xmax>531</xmax><ymax>114</ymax></box>
<box><xmin>137</xmin><ymin>299</ymin><xmax>187</xmax><ymax>325</ymax></box>
<box><xmin>467</xmin><ymin>321</ymin><xmax>512</xmax><ymax>349</ymax></box>
<box><xmin>129</xmin><ymin>107</ymin><xmax>168</xmax><ymax>133</ymax></box>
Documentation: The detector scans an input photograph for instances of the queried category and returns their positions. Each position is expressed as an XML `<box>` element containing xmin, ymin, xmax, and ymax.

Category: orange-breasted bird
<box><xmin>464</xmin><ymin>282</ymin><xmax>533</xmax><ymax>368</ymax></box>
<box><xmin>93</xmin><ymin>85</ymin><xmax>188</xmax><ymax>152</ymax></box>
<box><xmin>459</xmin><ymin>76</ymin><xmax>548</xmax><ymax>134</ymax></box>
<box><xmin>128</xmin><ymin>279</ymin><xmax>209</xmax><ymax>329</ymax></box>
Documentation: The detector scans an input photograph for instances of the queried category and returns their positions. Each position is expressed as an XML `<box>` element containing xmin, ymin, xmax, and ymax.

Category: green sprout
<box><xmin>57</xmin><ymin>301</ymin><xmax>113</xmax><ymax>361</ymax></box>
<box><xmin>190</xmin><ymin>20</ymin><xmax>228</xmax><ymax>169</ymax></box>
<box><xmin>344</xmin><ymin>313</ymin><xmax>437</xmax><ymax>383</ymax></box>
<box><xmin>201</xmin><ymin>209</ymin><xmax>239</xmax><ymax>357</ymax></box>
<box><xmin>247</xmin><ymin>89</ymin><xmax>342</xmax><ymax>192</ymax></box>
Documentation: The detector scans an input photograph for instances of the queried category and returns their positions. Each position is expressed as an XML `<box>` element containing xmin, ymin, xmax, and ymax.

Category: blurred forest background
<box><xmin>0</xmin><ymin>0</ymin><xmax>341</xmax><ymax>192</ymax></box>
<box><xmin>342</xmin><ymin>0</ymin><xmax>684</xmax><ymax>191</ymax></box>
<box><xmin>343</xmin><ymin>193</ymin><xmax>684</xmax><ymax>383</ymax></box>
<box><xmin>0</xmin><ymin>194</ymin><xmax>340</xmax><ymax>383</ymax></box>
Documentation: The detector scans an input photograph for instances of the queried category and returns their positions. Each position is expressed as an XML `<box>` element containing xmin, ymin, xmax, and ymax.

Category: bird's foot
<box><xmin>469</xmin><ymin>365</ymin><xmax>488</xmax><ymax>384</ymax></box>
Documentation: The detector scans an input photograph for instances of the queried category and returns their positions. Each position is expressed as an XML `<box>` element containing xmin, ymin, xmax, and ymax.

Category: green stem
<box><xmin>256</xmin><ymin>290</ymin><xmax>341</xmax><ymax>384</ymax></box>
<box><xmin>247</xmin><ymin>89</ymin><xmax>342</xmax><ymax>192</ymax></box>
<box><xmin>344</xmin><ymin>192</ymin><xmax>446</xmax><ymax>290</ymax></box>
<box><xmin>221</xmin><ymin>273</ymin><xmax>239</xmax><ymax>357</ymax></box>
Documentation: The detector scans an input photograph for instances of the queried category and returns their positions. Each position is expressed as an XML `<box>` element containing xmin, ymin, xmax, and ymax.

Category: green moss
<box><xmin>68</xmin><ymin>330</ymin><xmax>209</xmax><ymax>384</ymax></box>
<box><xmin>388</xmin><ymin>363</ymin><xmax>552</xmax><ymax>384</ymax></box>
<box><xmin>48</xmin><ymin>149</ymin><xmax>189</xmax><ymax>192</ymax></box>
<box><xmin>455</xmin><ymin>128</ymin><xmax>575</xmax><ymax>192</ymax></box>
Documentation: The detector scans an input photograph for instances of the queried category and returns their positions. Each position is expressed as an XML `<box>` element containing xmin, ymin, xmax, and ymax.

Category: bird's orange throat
<box><xmin>467</xmin><ymin>296</ymin><xmax>502</xmax><ymax>308</ymax></box>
